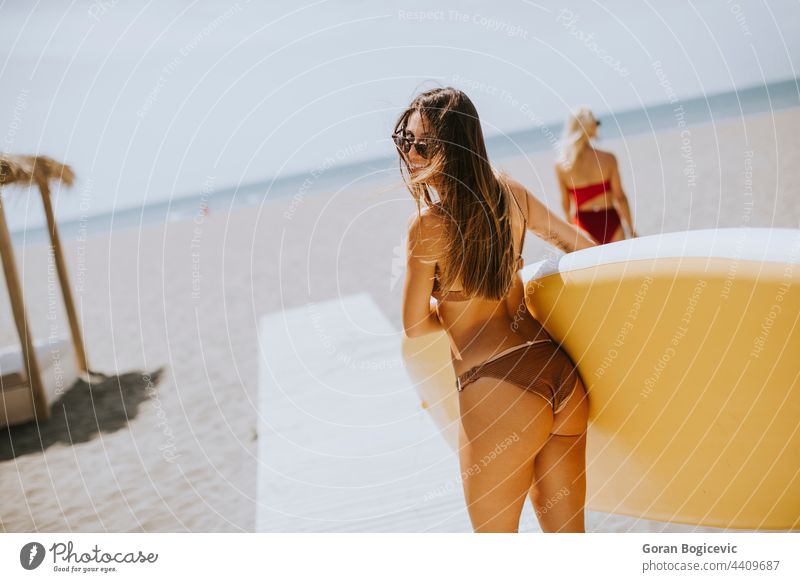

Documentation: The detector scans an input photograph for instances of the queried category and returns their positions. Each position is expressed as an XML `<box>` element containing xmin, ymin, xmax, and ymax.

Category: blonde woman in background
<box><xmin>555</xmin><ymin>108</ymin><xmax>636</xmax><ymax>244</ymax></box>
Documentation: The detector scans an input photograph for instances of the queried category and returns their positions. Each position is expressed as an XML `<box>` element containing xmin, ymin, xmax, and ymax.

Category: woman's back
<box><xmin>559</xmin><ymin>147</ymin><xmax>617</xmax><ymax>210</ymax></box>
<box><xmin>427</xmin><ymin>186</ymin><xmax>551</xmax><ymax>375</ymax></box>
<box><xmin>562</xmin><ymin>148</ymin><xmax>614</xmax><ymax>184</ymax></box>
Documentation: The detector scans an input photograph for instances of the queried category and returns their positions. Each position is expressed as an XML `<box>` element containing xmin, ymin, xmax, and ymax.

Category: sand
<box><xmin>0</xmin><ymin>107</ymin><xmax>797</xmax><ymax>532</ymax></box>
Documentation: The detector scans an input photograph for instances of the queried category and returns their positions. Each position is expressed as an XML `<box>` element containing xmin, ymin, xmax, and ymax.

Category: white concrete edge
<box><xmin>521</xmin><ymin>228</ymin><xmax>800</xmax><ymax>282</ymax></box>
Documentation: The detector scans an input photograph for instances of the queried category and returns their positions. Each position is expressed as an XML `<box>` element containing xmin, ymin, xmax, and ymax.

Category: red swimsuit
<box><xmin>569</xmin><ymin>180</ymin><xmax>622</xmax><ymax>245</ymax></box>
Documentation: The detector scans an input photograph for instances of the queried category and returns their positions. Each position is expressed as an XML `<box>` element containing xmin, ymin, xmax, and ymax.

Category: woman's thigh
<box><xmin>457</xmin><ymin>376</ymin><xmax>553</xmax><ymax>531</ymax></box>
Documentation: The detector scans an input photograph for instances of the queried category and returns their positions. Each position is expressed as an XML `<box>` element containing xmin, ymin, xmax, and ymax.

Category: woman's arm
<box><xmin>609</xmin><ymin>155</ymin><xmax>637</xmax><ymax>238</ymax></box>
<box><xmin>509</xmin><ymin>178</ymin><xmax>596</xmax><ymax>252</ymax></box>
<box><xmin>402</xmin><ymin>211</ymin><xmax>445</xmax><ymax>338</ymax></box>
<box><xmin>555</xmin><ymin>164</ymin><xmax>573</xmax><ymax>222</ymax></box>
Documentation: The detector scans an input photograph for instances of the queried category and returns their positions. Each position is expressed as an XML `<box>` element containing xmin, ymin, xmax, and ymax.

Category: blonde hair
<box><xmin>557</xmin><ymin>107</ymin><xmax>597</xmax><ymax>171</ymax></box>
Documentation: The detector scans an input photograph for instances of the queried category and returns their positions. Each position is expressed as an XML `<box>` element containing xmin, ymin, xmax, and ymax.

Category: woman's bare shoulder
<box><xmin>492</xmin><ymin>169</ymin><xmax>522</xmax><ymax>194</ymax></box>
<box><xmin>417</xmin><ymin>203</ymin><xmax>447</xmax><ymax>228</ymax></box>
<box><xmin>498</xmin><ymin>174</ymin><xmax>533</xmax><ymax>210</ymax></box>
<box><xmin>407</xmin><ymin>205</ymin><xmax>446</xmax><ymax>248</ymax></box>
<box><xmin>592</xmin><ymin>148</ymin><xmax>618</xmax><ymax>165</ymax></box>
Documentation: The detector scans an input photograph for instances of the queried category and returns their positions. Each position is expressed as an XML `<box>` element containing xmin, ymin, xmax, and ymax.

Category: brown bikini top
<box><xmin>431</xmin><ymin>191</ymin><xmax>527</xmax><ymax>302</ymax></box>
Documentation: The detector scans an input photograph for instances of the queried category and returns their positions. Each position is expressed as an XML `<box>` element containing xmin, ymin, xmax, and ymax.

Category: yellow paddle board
<box><xmin>402</xmin><ymin>228</ymin><xmax>800</xmax><ymax>530</ymax></box>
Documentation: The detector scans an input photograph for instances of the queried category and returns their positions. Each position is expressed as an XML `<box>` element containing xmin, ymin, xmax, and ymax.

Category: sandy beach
<box><xmin>0</xmin><ymin>106</ymin><xmax>798</xmax><ymax>532</ymax></box>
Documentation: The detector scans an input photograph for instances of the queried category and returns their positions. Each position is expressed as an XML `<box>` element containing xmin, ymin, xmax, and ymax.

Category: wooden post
<box><xmin>39</xmin><ymin>180</ymin><xmax>88</xmax><ymax>373</ymax></box>
<box><xmin>0</xmin><ymin>189</ymin><xmax>50</xmax><ymax>421</ymax></box>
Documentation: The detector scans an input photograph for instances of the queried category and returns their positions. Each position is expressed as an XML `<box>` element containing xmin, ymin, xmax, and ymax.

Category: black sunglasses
<box><xmin>392</xmin><ymin>131</ymin><xmax>432</xmax><ymax>159</ymax></box>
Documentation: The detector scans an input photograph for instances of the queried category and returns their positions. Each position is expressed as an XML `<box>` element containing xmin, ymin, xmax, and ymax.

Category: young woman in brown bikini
<box><xmin>397</xmin><ymin>88</ymin><xmax>596</xmax><ymax>532</ymax></box>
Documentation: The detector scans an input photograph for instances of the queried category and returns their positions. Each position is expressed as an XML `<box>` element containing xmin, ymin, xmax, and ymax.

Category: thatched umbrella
<box><xmin>0</xmin><ymin>154</ymin><xmax>88</xmax><ymax>422</ymax></box>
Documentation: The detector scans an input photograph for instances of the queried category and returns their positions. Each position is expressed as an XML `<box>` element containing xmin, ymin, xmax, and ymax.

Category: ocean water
<box><xmin>11</xmin><ymin>77</ymin><xmax>799</xmax><ymax>246</ymax></box>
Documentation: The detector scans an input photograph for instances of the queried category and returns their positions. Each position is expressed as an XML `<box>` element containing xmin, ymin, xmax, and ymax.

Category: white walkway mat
<box><xmin>256</xmin><ymin>293</ymin><xmax>471</xmax><ymax>532</ymax></box>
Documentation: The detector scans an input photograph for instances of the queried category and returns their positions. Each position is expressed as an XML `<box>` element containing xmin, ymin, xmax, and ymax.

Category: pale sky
<box><xmin>0</xmin><ymin>0</ymin><xmax>798</xmax><ymax>228</ymax></box>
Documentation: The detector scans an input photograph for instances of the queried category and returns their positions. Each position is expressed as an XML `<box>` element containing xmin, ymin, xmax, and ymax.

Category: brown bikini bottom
<box><xmin>455</xmin><ymin>339</ymin><xmax>579</xmax><ymax>414</ymax></box>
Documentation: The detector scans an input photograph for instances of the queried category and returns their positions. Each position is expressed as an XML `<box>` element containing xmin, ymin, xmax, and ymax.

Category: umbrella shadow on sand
<box><xmin>0</xmin><ymin>367</ymin><xmax>165</xmax><ymax>461</ymax></box>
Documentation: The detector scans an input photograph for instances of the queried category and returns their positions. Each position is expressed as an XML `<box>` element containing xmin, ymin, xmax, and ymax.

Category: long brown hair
<box><xmin>394</xmin><ymin>87</ymin><xmax>517</xmax><ymax>300</ymax></box>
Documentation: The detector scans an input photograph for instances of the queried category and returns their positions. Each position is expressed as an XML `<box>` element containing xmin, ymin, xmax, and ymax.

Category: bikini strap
<box><xmin>506</xmin><ymin>186</ymin><xmax>527</xmax><ymax>256</ymax></box>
